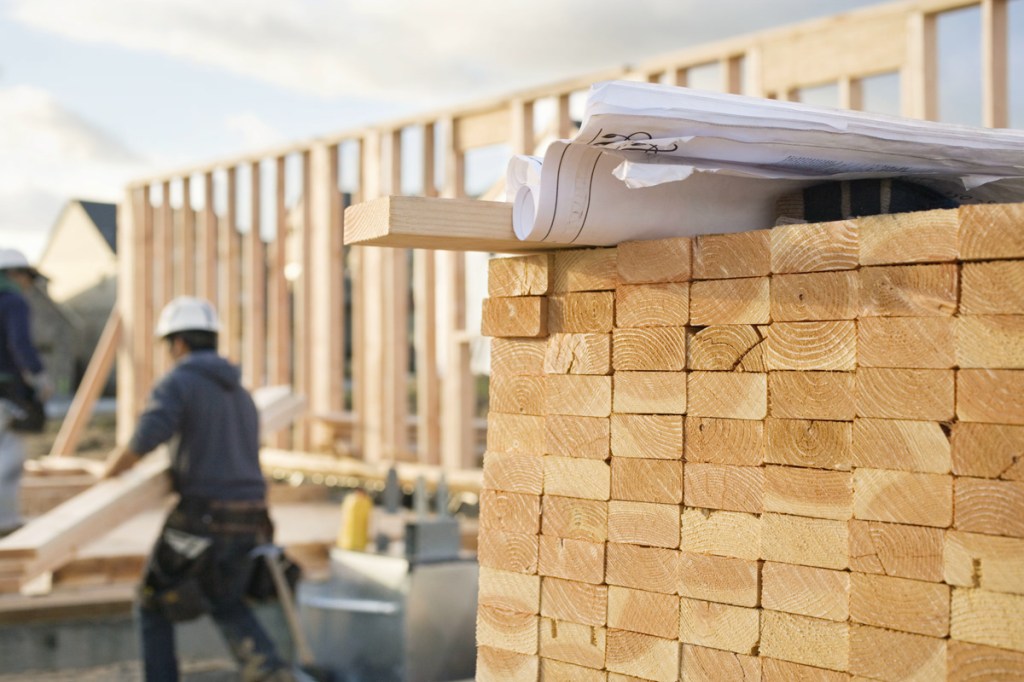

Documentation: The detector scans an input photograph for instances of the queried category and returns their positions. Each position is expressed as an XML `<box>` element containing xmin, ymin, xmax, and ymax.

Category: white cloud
<box><xmin>0</xmin><ymin>187</ymin><xmax>64</xmax><ymax>259</ymax></box>
<box><xmin>8</xmin><ymin>0</ymin><xmax>889</xmax><ymax>102</ymax></box>
<box><xmin>0</xmin><ymin>86</ymin><xmax>138</xmax><ymax>166</ymax></box>
<box><xmin>224</xmin><ymin>112</ymin><xmax>283</xmax><ymax>150</ymax></box>
<box><xmin>0</xmin><ymin>86</ymin><xmax>148</xmax><ymax>258</ymax></box>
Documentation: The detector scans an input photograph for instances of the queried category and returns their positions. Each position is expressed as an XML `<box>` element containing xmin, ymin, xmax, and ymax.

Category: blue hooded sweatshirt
<box><xmin>0</xmin><ymin>287</ymin><xmax>44</xmax><ymax>387</ymax></box>
<box><xmin>129</xmin><ymin>350</ymin><xmax>266</xmax><ymax>501</ymax></box>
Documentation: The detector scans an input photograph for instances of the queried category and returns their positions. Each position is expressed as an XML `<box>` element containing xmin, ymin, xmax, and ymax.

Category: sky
<box><xmin>0</xmin><ymin>0</ymin><xmax>1011</xmax><ymax>259</ymax></box>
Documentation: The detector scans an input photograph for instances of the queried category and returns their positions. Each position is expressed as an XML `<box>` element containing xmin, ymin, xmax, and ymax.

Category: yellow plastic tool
<box><xmin>336</xmin><ymin>489</ymin><xmax>373</xmax><ymax>551</ymax></box>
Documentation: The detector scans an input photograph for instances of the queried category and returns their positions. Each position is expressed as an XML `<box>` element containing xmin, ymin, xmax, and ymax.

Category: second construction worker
<box><xmin>0</xmin><ymin>248</ymin><xmax>51</xmax><ymax>538</ymax></box>
<box><xmin>104</xmin><ymin>296</ymin><xmax>294</xmax><ymax>682</ymax></box>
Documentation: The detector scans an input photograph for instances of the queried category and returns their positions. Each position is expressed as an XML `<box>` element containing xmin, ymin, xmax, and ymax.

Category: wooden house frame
<box><xmin>99</xmin><ymin>0</ymin><xmax>1015</xmax><ymax>479</ymax></box>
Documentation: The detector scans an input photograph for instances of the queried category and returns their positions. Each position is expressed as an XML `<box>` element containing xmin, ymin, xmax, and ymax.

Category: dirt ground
<box><xmin>0</xmin><ymin>659</ymin><xmax>239</xmax><ymax>681</ymax></box>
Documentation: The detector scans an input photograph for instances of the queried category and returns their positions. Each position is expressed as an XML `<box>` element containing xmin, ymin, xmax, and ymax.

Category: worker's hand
<box><xmin>29</xmin><ymin>372</ymin><xmax>54</xmax><ymax>402</ymax></box>
<box><xmin>102</xmin><ymin>445</ymin><xmax>140</xmax><ymax>479</ymax></box>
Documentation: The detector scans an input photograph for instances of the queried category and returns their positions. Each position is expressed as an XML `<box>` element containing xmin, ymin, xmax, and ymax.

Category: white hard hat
<box><xmin>155</xmin><ymin>296</ymin><xmax>221</xmax><ymax>338</ymax></box>
<box><xmin>0</xmin><ymin>248</ymin><xmax>40</xmax><ymax>277</ymax></box>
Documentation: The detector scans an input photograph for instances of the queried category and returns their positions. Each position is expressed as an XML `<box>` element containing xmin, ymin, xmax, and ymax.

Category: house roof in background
<box><xmin>77</xmin><ymin>200</ymin><xmax>117</xmax><ymax>253</ymax></box>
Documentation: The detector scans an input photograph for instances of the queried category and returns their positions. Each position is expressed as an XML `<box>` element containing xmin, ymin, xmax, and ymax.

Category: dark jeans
<box><xmin>138</xmin><ymin>503</ymin><xmax>290</xmax><ymax>681</ymax></box>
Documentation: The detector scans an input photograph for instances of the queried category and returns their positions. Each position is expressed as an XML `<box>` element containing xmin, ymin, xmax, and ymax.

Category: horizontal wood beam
<box><xmin>124</xmin><ymin>66</ymin><xmax>628</xmax><ymax>188</ymax></box>
<box><xmin>456</xmin><ymin>108</ymin><xmax>512</xmax><ymax>151</ymax></box>
<box><xmin>260</xmin><ymin>448</ymin><xmax>482</xmax><ymax>494</ymax></box>
<box><xmin>127</xmin><ymin>0</ymin><xmax>989</xmax><ymax>189</ymax></box>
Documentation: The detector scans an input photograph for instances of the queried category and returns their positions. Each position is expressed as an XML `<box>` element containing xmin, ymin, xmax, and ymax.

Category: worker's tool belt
<box><xmin>171</xmin><ymin>497</ymin><xmax>273</xmax><ymax>537</ymax></box>
<box><xmin>141</xmin><ymin>498</ymin><xmax>272</xmax><ymax>622</ymax></box>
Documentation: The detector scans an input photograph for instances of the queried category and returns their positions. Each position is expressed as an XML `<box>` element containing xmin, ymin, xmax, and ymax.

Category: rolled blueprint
<box><xmin>508</xmin><ymin>80</ymin><xmax>1024</xmax><ymax>246</ymax></box>
<box><xmin>511</xmin><ymin>140</ymin><xmax>805</xmax><ymax>245</ymax></box>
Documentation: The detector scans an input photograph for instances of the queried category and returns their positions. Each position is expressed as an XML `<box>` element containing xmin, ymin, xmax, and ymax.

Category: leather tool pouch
<box><xmin>142</xmin><ymin>527</ymin><xmax>213</xmax><ymax>622</ymax></box>
<box><xmin>0</xmin><ymin>379</ymin><xmax>45</xmax><ymax>433</ymax></box>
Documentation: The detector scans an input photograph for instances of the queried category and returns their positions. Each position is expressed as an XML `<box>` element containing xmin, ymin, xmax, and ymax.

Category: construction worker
<box><xmin>0</xmin><ymin>248</ymin><xmax>51</xmax><ymax>538</ymax></box>
<box><xmin>103</xmin><ymin>296</ymin><xmax>294</xmax><ymax>682</ymax></box>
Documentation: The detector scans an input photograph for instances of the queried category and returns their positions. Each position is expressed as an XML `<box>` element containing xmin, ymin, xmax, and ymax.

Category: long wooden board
<box><xmin>0</xmin><ymin>386</ymin><xmax>306</xmax><ymax>591</ymax></box>
<box><xmin>0</xmin><ymin>450</ymin><xmax>171</xmax><ymax>584</ymax></box>
<box><xmin>50</xmin><ymin>309</ymin><xmax>122</xmax><ymax>457</ymax></box>
<box><xmin>344</xmin><ymin>195</ymin><xmax>571</xmax><ymax>252</ymax></box>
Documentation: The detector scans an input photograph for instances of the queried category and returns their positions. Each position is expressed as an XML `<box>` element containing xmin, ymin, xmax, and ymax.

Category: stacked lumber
<box><xmin>477</xmin><ymin>203</ymin><xmax>1024</xmax><ymax>681</ymax></box>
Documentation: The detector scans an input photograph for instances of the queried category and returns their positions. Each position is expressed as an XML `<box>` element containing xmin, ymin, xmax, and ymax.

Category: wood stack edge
<box><xmin>477</xmin><ymin>203</ymin><xmax>1024</xmax><ymax>681</ymax></box>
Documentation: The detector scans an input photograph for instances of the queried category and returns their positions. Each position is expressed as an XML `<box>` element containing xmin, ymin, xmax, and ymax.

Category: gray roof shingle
<box><xmin>78</xmin><ymin>200</ymin><xmax>117</xmax><ymax>252</ymax></box>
